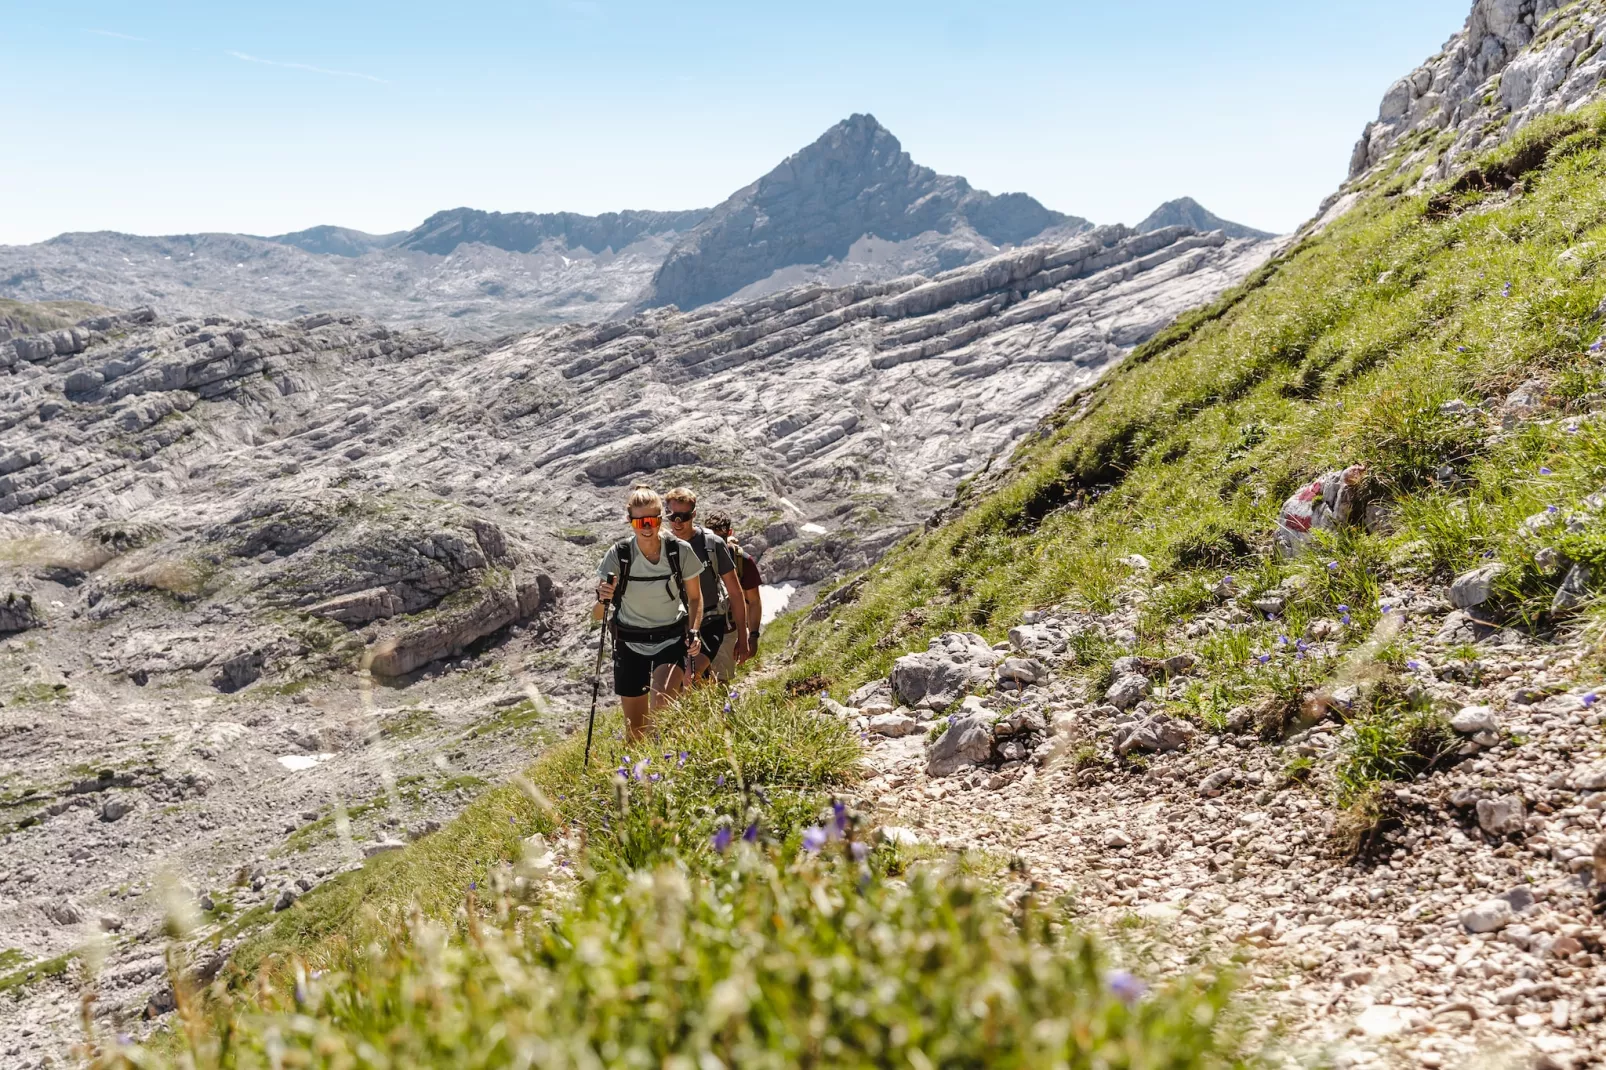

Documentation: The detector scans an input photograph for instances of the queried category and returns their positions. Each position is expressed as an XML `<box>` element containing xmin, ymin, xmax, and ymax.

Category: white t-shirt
<box><xmin>596</xmin><ymin>535</ymin><xmax>704</xmax><ymax>655</ymax></box>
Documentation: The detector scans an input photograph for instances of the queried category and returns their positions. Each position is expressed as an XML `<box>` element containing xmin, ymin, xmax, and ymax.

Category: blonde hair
<box><xmin>626</xmin><ymin>484</ymin><xmax>662</xmax><ymax>514</ymax></box>
<box><xmin>664</xmin><ymin>486</ymin><xmax>698</xmax><ymax>508</ymax></box>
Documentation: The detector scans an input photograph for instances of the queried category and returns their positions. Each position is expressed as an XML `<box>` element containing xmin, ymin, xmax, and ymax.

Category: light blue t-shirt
<box><xmin>597</xmin><ymin>535</ymin><xmax>704</xmax><ymax>655</ymax></box>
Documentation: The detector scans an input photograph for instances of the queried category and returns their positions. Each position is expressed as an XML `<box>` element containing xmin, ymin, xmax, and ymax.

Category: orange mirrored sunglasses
<box><xmin>629</xmin><ymin>515</ymin><xmax>662</xmax><ymax>531</ymax></box>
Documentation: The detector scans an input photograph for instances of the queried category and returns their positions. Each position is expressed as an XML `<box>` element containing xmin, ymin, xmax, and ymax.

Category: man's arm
<box><xmin>721</xmin><ymin>568</ymin><xmax>749</xmax><ymax>654</ymax></box>
<box><xmin>741</xmin><ymin>589</ymin><xmax>762</xmax><ymax>662</ymax></box>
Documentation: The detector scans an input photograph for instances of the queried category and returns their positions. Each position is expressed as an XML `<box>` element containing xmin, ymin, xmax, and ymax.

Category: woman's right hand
<box><xmin>596</xmin><ymin>578</ymin><xmax>616</xmax><ymax>603</ymax></box>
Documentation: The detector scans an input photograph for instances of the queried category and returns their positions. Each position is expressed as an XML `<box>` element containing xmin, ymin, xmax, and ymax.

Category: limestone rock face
<box><xmin>1339</xmin><ymin>0</ymin><xmax>1606</xmax><ymax>213</ymax></box>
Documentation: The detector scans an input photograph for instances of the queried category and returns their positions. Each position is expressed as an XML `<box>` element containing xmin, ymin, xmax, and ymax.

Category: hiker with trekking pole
<box><xmin>586</xmin><ymin>486</ymin><xmax>703</xmax><ymax>757</ymax></box>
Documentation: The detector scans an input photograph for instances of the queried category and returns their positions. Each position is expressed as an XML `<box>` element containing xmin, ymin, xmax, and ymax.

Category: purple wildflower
<box><xmin>1585</xmin><ymin>692</ymin><xmax>1599</xmax><ymax>708</ymax></box>
<box><xmin>743</xmin><ymin>822</ymin><xmax>759</xmax><ymax>843</ymax></box>
<box><xmin>1541</xmin><ymin>466</ymin><xmax>1554</xmax><ymax>476</ymax></box>
<box><xmin>615</xmin><ymin>766</ymin><xmax>628</xmax><ymax>778</ymax></box>
<box><xmin>1256</xmin><ymin>653</ymin><xmax>1271</xmax><ymax>665</ymax></box>
<box><xmin>649</xmin><ymin>772</ymin><xmax>662</xmax><ymax>782</ymax></box>
<box><xmin>1276</xmin><ymin>635</ymin><xmax>1288</xmax><ymax>647</ymax></box>
<box><xmin>1327</xmin><ymin>560</ymin><xmax>1339</xmax><ymax>572</ymax></box>
<box><xmin>469</xmin><ymin>881</ymin><xmax>477</xmax><ymax>891</ymax></box>
<box><xmin>801</xmin><ymin>826</ymin><xmax>828</xmax><ymax>853</ymax></box>
<box><xmin>1458</xmin><ymin>346</ymin><xmax>1468</xmax><ymax>353</ymax></box>
<box><xmin>712</xmin><ymin>826</ymin><xmax>733</xmax><ymax>853</ymax></box>
<box><xmin>1337</xmin><ymin>604</ymin><xmax>1349</xmax><ymax>613</ymax></box>
<box><xmin>723</xmin><ymin>701</ymin><xmax>733</xmax><ymax>713</ymax></box>
<box><xmin>1593</xmin><ymin>340</ymin><xmax>1604</xmax><ymax>353</ymax></box>
<box><xmin>1381</xmin><ymin>602</ymin><xmax>1392</xmax><ymax>614</ymax></box>
<box><xmin>716</xmin><ymin>774</ymin><xmax>726</xmax><ymax>788</ymax></box>
<box><xmin>832</xmin><ymin>800</ymin><xmax>849</xmax><ymax>837</ymax></box>
<box><xmin>1548</xmin><ymin>505</ymin><xmax>1560</xmax><ymax>514</ymax></box>
<box><xmin>678</xmin><ymin>751</ymin><xmax>689</xmax><ymax>767</ymax></box>
<box><xmin>850</xmin><ymin>841</ymin><xmax>869</xmax><ymax>862</ymax></box>
<box><xmin>1107</xmin><ymin>969</ymin><xmax>1148</xmax><ymax>1004</ymax></box>
<box><xmin>633</xmin><ymin>758</ymin><xmax>650</xmax><ymax>781</ymax></box>
<box><xmin>1296</xmin><ymin>639</ymin><xmax>1309</xmax><ymax>652</ymax></box>
<box><xmin>1407</xmin><ymin>659</ymin><xmax>1422</xmax><ymax>671</ymax></box>
<box><xmin>1341</xmin><ymin>614</ymin><xmax>1352</xmax><ymax>625</ymax></box>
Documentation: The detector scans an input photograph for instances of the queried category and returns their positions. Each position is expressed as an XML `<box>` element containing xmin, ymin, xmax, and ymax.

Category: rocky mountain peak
<box><xmin>639</xmin><ymin>115</ymin><xmax>1087</xmax><ymax>311</ymax></box>
<box><xmin>1136</xmin><ymin>198</ymin><xmax>1274</xmax><ymax>240</ymax></box>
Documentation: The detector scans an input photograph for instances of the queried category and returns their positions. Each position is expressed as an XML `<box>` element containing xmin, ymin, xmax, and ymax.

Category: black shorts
<box><xmin>698</xmin><ymin>615</ymin><xmax>728</xmax><ymax>661</ymax></box>
<box><xmin>613</xmin><ymin>636</ymin><xmax>688</xmax><ymax>698</ymax></box>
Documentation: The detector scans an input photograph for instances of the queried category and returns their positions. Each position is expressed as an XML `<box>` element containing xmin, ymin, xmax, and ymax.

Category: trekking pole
<box><xmin>583</xmin><ymin>574</ymin><xmax>614</xmax><ymax>770</ymax></box>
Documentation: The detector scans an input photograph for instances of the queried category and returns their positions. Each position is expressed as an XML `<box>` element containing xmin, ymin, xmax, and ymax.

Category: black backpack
<box><xmin>691</xmin><ymin>528</ymin><xmax>731</xmax><ymax>617</ymax></box>
<box><xmin>610</xmin><ymin>537</ymin><xmax>689</xmax><ymax>636</ymax></box>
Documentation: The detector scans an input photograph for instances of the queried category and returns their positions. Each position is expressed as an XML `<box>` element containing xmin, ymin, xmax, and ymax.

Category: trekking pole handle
<box><xmin>596</xmin><ymin>572</ymin><xmax>616</xmax><ymax>605</ymax></box>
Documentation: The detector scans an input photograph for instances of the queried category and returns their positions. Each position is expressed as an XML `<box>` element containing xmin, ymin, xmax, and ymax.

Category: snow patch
<box><xmin>277</xmin><ymin>753</ymin><xmax>335</xmax><ymax>772</ymax></box>
<box><xmin>760</xmin><ymin>583</ymin><xmax>796</xmax><ymax>625</ymax></box>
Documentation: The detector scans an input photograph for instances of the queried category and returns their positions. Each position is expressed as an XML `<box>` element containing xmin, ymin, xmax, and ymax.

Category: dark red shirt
<box><xmin>732</xmin><ymin>546</ymin><xmax>763</xmax><ymax>591</ymax></box>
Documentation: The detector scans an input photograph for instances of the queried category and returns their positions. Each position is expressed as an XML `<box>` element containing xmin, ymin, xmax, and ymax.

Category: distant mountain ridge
<box><xmin>1136</xmin><ymin>198</ymin><xmax>1273</xmax><ymax>240</ymax></box>
<box><xmin>397</xmin><ymin>208</ymin><xmax>710</xmax><ymax>257</ymax></box>
<box><xmin>0</xmin><ymin>115</ymin><xmax>1274</xmax><ymax>333</ymax></box>
<box><xmin>259</xmin><ymin>225</ymin><xmax>409</xmax><ymax>257</ymax></box>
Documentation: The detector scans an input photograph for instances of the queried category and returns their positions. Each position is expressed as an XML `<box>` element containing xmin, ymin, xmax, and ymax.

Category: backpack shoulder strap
<box><xmin>610</xmin><ymin>538</ymin><xmax>634</xmax><ymax>610</ymax></box>
<box><xmin>665</xmin><ymin>537</ymin><xmax>689</xmax><ymax>615</ymax></box>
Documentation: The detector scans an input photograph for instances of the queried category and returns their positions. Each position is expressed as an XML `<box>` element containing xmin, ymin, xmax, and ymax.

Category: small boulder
<box><xmin>1198</xmin><ymin>768</ymin><xmax>1235</xmax><ymax>796</ymax></box>
<box><xmin>39</xmin><ymin>899</ymin><xmax>84</xmax><ymax>927</ymax></box>
<box><xmin>1552</xmin><ymin>563</ymin><xmax>1592</xmax><ymax>614</ymax></box>
<box><xmin>1451</xmin><ymin>705</ymin><xmax>1498</xmax><ymax>736</ymax></box>
<box><xmin>926</xmin><ymin>713</ymin><xmax>994</xmax><ymax>778</ymax></box>
<box><xmin>874</xmin><ymin>826</ymin><xmax>922</xmax><ymax>848</ymax></box>
<box><xmin>1477</xmin><ymin>794</ymin><xmax>1527</xmax><ymax>836</ymax></box>
<box><xmin>1449</xmin><ymin>564</ymin><xmax>1505</xmax><ymax>609</ymax></box>
<box><xmin>1102</xmin><ymin>828</ymin><xmax>1132</xmax><ymax>848</ymax></box>
<box><xmin>273</xmin><ymin>888</ymin><xmax>298</xmax><ymax>912</ymax></box>
<box><xmin>362</xmin><ymin>839</ymin><xmax>407</xmax><ymax>858</ymax></box>
<box><xmin>846</xmin><ymin>680</ymin><xmax>893</xmax><ymax>709</ymax></box>
<box><xmin>100</xmin><ymin>797</ymin><xmax>135</xmax><ymax>823</ymax></box>
<box><xmin>892</xmin><ymin>632</ymin><xmax>999</xmax><ymax>710</ymax></box>
<box><xmin>0</xmin><ymin>592</ymin><xmax>44</xmax><ymax>635</ymax></box>
<box><xmin>1461</xmin><ymin>898</ymin><xmax>1513</xmax><ymax>933</ymax></box>
<box><xmin>1573</xmin><ymin>764</ymin><xmax>1606</xmax><ymax>792</ymax></box>
<box><xmin>997</xmin><ymin>657</ymin><xmax>1046</xmax><ymax>686</ymax></box>
<box><xmin>1104</xmin><ymin>674</ymin><xmax>1151</xmax><ymax>710</ymax></box>
<box><xmin>1114</xmin><ymin>716</ymin><xmax>1196</xmax><ymax>757</ymax></box>
<box><xmin>868</xmin><ymin>711</ymin><xmax>920</xmax><ymax>738</ymax></box>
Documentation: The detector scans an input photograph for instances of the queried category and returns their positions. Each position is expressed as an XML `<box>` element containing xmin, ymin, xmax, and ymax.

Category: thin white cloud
<box><xmin>225</xmin><ymin>50</ymin><xmax>389</xmax><ymax>85</ymax></box>
<box><xmin>87</xmin><ymin>29</ymin><xmax>150</xmax><ymax>42</ymax></box>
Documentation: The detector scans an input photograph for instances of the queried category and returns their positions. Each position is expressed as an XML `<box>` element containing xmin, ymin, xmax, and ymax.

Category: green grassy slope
<box><xmin>102</xmin><ymin>104</ymin><xmax>1606</xmax><ymax>1069</ymax></box>
<box><xmin>787</xmin><ymin>105</ymin><xmax>1606</xmax><ymax>698</ymax></box>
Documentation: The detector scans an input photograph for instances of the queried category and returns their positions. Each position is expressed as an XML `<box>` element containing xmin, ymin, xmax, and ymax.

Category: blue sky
<box><xmin>5</xmin><ymin>0</ymin><xmax>1472</xmax><ymax>244</ymax></box>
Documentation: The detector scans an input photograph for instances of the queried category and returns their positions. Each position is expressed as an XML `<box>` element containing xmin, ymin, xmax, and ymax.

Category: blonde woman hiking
<box><xmin>593</xmin><ymin>486</ymin><xmax>703</xmax><ymax>740</ymax></box>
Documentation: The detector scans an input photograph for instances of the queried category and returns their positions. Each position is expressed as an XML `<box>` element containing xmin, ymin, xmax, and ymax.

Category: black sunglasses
<box><xmin>667</xmin><ymin>509</ymin><xmax>695</xmax><ymax>522</ymax></box>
